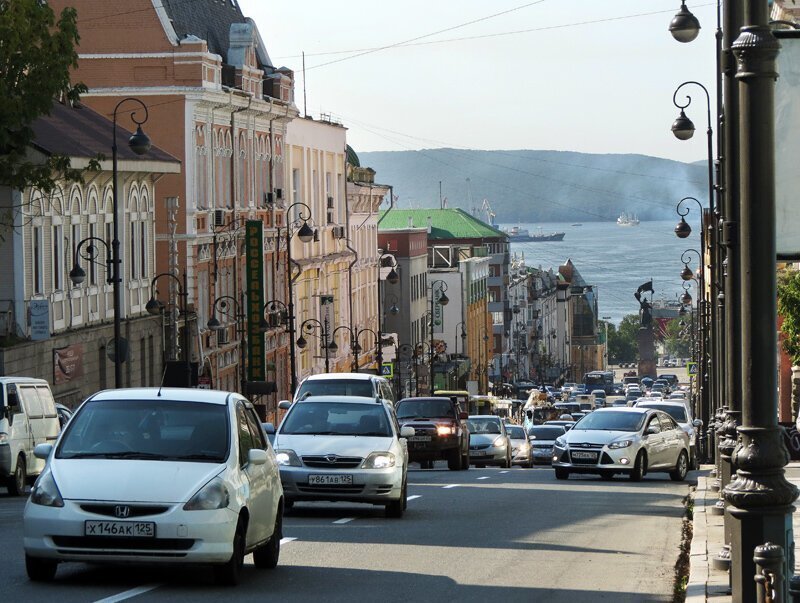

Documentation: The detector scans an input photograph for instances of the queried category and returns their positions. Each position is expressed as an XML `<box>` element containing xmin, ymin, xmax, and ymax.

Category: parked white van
<box><xmin>0</xmin><ymin>377</ymin><xmax>60</xmax><ymax>495</ymax></box>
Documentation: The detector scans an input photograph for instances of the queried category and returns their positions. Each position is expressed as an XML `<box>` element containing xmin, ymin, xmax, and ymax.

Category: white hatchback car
<box><xmin>23</xmin><ymin>388</ymin><xmax>283</xmax><ymax>585</ymax></box>
<box><xmin>275</xmin><ymin>395</ymin><xmax>413</xmax><ymax>517</ymax></box>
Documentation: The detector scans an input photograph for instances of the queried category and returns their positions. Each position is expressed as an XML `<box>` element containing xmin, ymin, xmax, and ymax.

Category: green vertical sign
<box><xmin>246</xmin><ymin>220</ymin><xmax>264</xmax><ymax>382</ymax></box>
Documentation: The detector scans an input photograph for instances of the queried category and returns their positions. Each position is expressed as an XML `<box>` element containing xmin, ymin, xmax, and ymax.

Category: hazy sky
<box><xmin>239</xmin><ymin>0</ymin><xmax>718</xmax><ymax>163</ymax></box>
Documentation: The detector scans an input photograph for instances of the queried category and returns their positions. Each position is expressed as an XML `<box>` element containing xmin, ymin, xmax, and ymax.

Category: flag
<box><xmin>637</xmin><ymin>280</ymin><xmax>654</xmax><ymax>295</ymax></box>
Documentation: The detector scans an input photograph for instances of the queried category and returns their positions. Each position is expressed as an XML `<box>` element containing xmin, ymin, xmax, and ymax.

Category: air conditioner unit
<box><xmin>217</xmin><ymin>329</ymin><xmax>230</xmax><ymax>345</ymax></box>
<box><xmin>327</xmin><ymin>195</ymin><xmax>334</xmax><ymax>207</ymax></box>
<box><xmin>275</xmin><ymin>188</ymin><xmax>283</xmax><ymax>199</ymax></box>
<box><xmin>264</xmin><ymin>192</ymin><xmax>273</xmax><ymax>206</ymax></box>
<box><xmin>332</xmin><ymin>225</ymin><xmax>346</xmax><ymax>239</ymax></box>
<box><xmin>214</xmin><ymin>209</ymin><xmax>225</xmax><ymax>227</ymax></box>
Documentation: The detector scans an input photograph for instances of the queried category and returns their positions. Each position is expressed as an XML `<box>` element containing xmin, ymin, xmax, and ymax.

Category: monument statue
<box><xmin>634</xmin><ymin>280</ymin><xmax>656</xmax><ymax>378</ymax></box>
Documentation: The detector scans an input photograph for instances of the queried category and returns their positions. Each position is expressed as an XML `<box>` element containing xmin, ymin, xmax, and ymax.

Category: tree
<box><xmin>663</xmin><ymin>317</ymin><xmax>691</xmax><ymax>359</ymax></box>
<box><xmin>608</xmin><ymin>314</ymin><xmax>639</xmax><ymax>363</ymax></box>
<box><xmin>0</xmin><ymin>0</ymin><xmax>89</xmax><ymax>193</ymax></box>
<box><xmin>778</xmin><ymin>268</ymin><xmax>800</xmax><ymax>365</ymax></box>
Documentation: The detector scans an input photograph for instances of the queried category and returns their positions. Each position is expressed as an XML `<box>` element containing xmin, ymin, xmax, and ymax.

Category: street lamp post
<box><xmin>428</xmin><ymin>280</ymin><xmax>449</xmax><ymax>394</ymax></box>
<box><xmin>69</xmin><ymin>98</ymin><xmax>151</xmax><ymax>388</ymax></box>
<box><xmin>377</xmin><ymin>252</ymin><xmax>399</xmax><ymax>371</ymax></box>
<box><xmin>146</xmin><ymin>271</ymin><xmax>191</xmax><ymax>387</ymax></box>
<box><xmin>296</xmin><ymin>318</ymin><xmax>333</xmax><ymax>373</ymax></box>
<box><xmin>601</xmin><ymin>316</ymin><xmax>612</xmax><ymax>370</ymax></box>
<box><xmin>207</xmin><ymin>295</ymin><xmax>246</xmax><ymax>392</ymax></box>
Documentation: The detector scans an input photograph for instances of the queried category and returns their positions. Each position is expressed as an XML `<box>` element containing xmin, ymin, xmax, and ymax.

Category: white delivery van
<box><xmin>0</xmin><ymin>377</ymin><xmax>60</xmax><ymax>495</ymax></box>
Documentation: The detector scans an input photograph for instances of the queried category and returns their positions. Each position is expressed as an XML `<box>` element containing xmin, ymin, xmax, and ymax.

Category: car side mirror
<box><xmin>400</xmin><ymin>426</ymin><xmax>415</xmax><ymax>438</ymax></box>
<box><xmin>278</xmin><ymin>400</ymin><xmax>292</xmax><ymax>410</ymax></box>
<box><xmin>34</xmin><ymin>443</ymin><xmax>53</xmax><ymax>460</ymax></box>
<box><xmin>248</xmin><ymin>448</ymin><xmax>268</xmax><ymax>466</ymax></box>
<box><xmin>459</xmin><ymin>411</ymin><xmax>468</xmax><ymax>420</ymax></box>
<box><xmin>693</xmin><ymin>419</ymin><xmax>703</xmax><ymax>428</ymax></box>
<box><xmin>262</xmin><ymin>422</ymin><xmax>275</xmax><ymax>434</ymax></box>
<box><xmin>646</xmin><ymin>425</ymin><xmax>660</xmax><ymax>435</ymax></box>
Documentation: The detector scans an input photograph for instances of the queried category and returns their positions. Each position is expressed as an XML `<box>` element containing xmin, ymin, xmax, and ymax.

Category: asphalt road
<box><xmin>0</xmin><ymin>464</ymin><xmax>693</xmax><ymax>602</ymax></box>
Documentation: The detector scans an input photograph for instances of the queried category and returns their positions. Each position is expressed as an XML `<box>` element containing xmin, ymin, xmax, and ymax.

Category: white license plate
<box><xmin>571</xmin><ymin>451</ymin><xmax>598</xmax><ymax>460</ymax></box>
<box><xmin>309</xmin><ymin>474</ymin><xmax>353</xmax><ymax>485</ymax></box>
<box><xmin>470</xmin><ymin>450</ymin><xmax>488</xmax><ymax>456</ymax></box>
<box><xmin>84</xmin><ymin>520</ymin><xmax>155</xmax><ymax>538</ymax></box>
<box><xmin>409</xmin><ymin>435</ymin><xmax>431</xmax><ymax>442</ymax></box>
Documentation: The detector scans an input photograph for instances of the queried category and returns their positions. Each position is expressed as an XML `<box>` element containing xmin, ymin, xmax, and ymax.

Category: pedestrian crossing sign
<box><xmin>687</xmin><ymin>361</ymin><xmax>697</xmax><ymax>376</ymax></box>
<box><xmin>381</xmin><ymin>363</ymin><xmax>393</xmax><ymax>378</ymax></box>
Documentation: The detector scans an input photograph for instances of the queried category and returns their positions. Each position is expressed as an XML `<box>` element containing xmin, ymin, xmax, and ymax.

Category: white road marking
<box><xmin>92</xmin><ymin>585</ymin><xmax>160</xmax><ymax>603</ymax></box>
<box><xmin>406</xmin><ymin>495</ymin><xmax>422</xmax><ymax>501</ymax></box>
<box><xmin>443</xmin><ymin>484</ymin><xmax>459</xmax><ymax>489</ymax></box>
<box><xmin>499</xmin><ymin>470</ymin><xmax>509</xmax><ymax>474</ymax></box>
<box><xmin>477</xmin><ymin>476</ymin><xmax>490</xmax><ymax>480</ymax></box>
<box><xmin>333</xmin><ymin>517</ymin><xmax>355</xmax><ymax>524</ymax></box>
<box><xmin>280</xmin><ymin>537</ymin><xmax>298</xmax><ymax>544</ymax></box>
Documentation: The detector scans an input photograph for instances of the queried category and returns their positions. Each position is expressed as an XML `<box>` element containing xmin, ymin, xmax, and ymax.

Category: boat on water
<box><xmin>504</xmin><ymin>225</ymin><xmax>566</xmax><ymax>242</ymax></box>
<box><xmin>617</xmin><ymin>212</ymin><xmax>640</xmax><ymax>226</ymax></box>
<box><xmin>571</xmin><ymin>223</ymin><xmax>583</xmax><ymax>227</ymax></box>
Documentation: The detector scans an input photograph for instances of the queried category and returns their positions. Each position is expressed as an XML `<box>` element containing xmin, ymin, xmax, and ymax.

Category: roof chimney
<box><xmin>427</xmin><ymin>216</ymin><xmax>432</xmax><ymax>234</ymax></box>
<box><xmin>407</xmin><ymin>216</ymin><xmax>413</xmax><ymax>228</ymax></box>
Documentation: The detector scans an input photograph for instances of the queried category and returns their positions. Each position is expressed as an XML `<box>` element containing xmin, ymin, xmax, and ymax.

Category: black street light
<box><xmin>296</xmin><ymin>318</ymin><xmax>333</xmax><ymax>373</ymax></box>
<box><xmin>207</xmin><ymin>295</ymin><xmax>246</xmax><ymax>392</ymax></box>
<box><xmin>69</xmin><ymin>97</ymin><xmax>151</xmax><ymax>388</ymax></box>
<box><xmin>669</xmin><ymin>1</ymin><xmax>701</xmax><ymax>43</ymax></box>
<box><xmin>146</xmin><ymin>271</ymin><xmax>191</xmax><ymax>387</ymax></box>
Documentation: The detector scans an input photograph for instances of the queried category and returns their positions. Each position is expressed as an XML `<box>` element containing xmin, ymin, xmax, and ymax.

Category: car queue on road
<box><xmin>9</xmin><ymin>369</ymin><xmax>696</xmax><ymax>586</ymax></box>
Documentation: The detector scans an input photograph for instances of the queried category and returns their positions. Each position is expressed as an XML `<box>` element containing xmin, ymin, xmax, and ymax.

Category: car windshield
<box><xmin>572</xmin><ymin>411</ymin><xmax>646</xmax><ymax>432</ymax></box>
<box><xmin>506</xmin><ymin>425</ymin><xmax>525</xmax><ymax>439</ymax></box>
<box><xmin>396</xmin><ymin>399</ymin><xmax>454</xmax><ymax>419</ymax></box>
<box><xmin>57</xmin><ymin>399</ymin><xmax>229</xmax><ymax>462</ymax></box>
<box><xmin>639</xmin><ymin>403</ymin><xmax>687</xmax><ymax>422</ymax></box>
<box><xmin>296</xmin><ymin>379</ymin><xmax>374</xmax><ymax>399</ymax></box>
<box><xmin>467</xmin><ymin>418</ymin><xmax>502</xmax><ymax>434</ymax></box>
<box><xmin>528</xmin><ymin>426</ymin><xmax>565</xmax><ymax>439</ymax></box>
<box><xmin>280</xmin><ymin>402</ymin><xmax>391</xmax><ymax>436</ymax></box>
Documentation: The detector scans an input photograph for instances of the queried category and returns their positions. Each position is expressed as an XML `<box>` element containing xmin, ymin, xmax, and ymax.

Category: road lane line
<box><xmin>477</xmin><ymin>476</ymin><xmax>490</xmax><ymax>480</ymax></box>
<box><xmin>280</xmin><ymin>537</ymin><xmax>297</xmax><ymax>544</ymax></box>
<box><xmin>333</xmin><ymin>517</ymin><xmax>355</xmax><ymax>524</ymax></box>
<box><xmin>443</xmin><ymin>484</ymin><xmax>459</xmax><ymax>489</ymax></box>
<box><xmin>406</xmin><ymin>495</ymin><xmax>422</xmax><ymax>501</ymax></box>
<box><xmin>499</xmin><ymin>470</ymin><xmax>509</xmax><ymax>474</ymax></box>
<box><xmin>93</xmin><ymin>584</ymin><xmax>160</xmax><ymax>603</ymax></box>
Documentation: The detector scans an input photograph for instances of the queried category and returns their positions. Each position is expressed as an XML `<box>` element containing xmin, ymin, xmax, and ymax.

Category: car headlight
<box><xmin>362</xmin><ymin>452</ymin><xmax>395</xmax><ymax>469</ymax></box>
<box><xmin>0</xmin><ymin>432</ymin><xmax>8</xmax><ymax>445</ymax></box>
<box><xmin>30</xmin><ymin>470</ymin><xmax>64</xmax><ymax>508</ymax></box>
<box><xmin>436</xmin><ymin>425</ymin><xmax>455</xmax><ymax>436</ymax></box>
<box><xmin>275</xmin><ymin>449</ymin><xmax>302</xmax><ymax>467</ymax></box>
<box><xmin>608</xmin><ymin>440</ymin><xmax>633</xmax><ymax>449</ymax></box>
<box><xmin>555</xmin><ymin>436</ymin><xmax>566</xmax><ymax>448</ymax></box>
<box><xmin>184</xmin><ymin>477</ymin><xmax>230</xmax><ymax>511</ymax></box>
<box><xmin>493</xmin><ymin>436</ymin><xmax>507</xmax><ymax>448</ymax></box>
<box><xmin>519</xmin><ymin>441</ymin><xmax>530</xmax><ymax>451</ymax></box>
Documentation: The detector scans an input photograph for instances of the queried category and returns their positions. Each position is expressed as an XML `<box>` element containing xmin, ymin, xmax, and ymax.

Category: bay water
<box><xmin>505</xmin><ymin>220</ymin><xmax>702</xmax><ymax>326</ymax></box>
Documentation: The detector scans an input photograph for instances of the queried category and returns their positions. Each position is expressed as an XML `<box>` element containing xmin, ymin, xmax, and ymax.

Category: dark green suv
<box><xmin>395</xmin><ymin>397</ymin><xmax>470</xmax><ymax>471</ymax></box>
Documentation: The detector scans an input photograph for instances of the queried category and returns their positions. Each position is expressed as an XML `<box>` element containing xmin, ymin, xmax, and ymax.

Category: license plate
<box><xmin>470</xmin><ymin>450</ymin><xmax>488</xmax><ymax>456</ymax></box>
<box><xmin>84</xmin><ymin>521</ymin><xmax>155</xmax><ymax>538</ymax></box>
<box><xmin>409</xmin><ymin>435</ymin><xmax>431</xmax><ymax>442</ymax></box>
<box><xmin>309</xmin><ymin>474</ymin><xmax>353</xmax><ymax>485</ymax></box>
<box><xmin>571</xmin><ymin>451</ymin><xmax>597</xmax><ymax>460</ymax></box>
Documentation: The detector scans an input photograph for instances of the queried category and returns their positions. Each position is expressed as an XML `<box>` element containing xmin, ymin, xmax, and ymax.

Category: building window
<box><xmin>33</xmin><ymin>226</ymin><xmax>43</xmax><ymax>295</ymax></box>
<box><xmin>88</xmin><ymin>222</ymin><xmax>97</xmax><ymax>285</ymax></box>
<box><xmin>130</xmin><ymin>222</ymin><xmax>138</xmax><ymax>280</ymax></box>
<box><xmin>140</xmin><ymin>221</ymin><xmax>147</xmax><ymax>281</ymax></box>
<box><xmin>52</xmin><ymin>225</ymin><xmax>63</xmax><ymax>290</ymax></box>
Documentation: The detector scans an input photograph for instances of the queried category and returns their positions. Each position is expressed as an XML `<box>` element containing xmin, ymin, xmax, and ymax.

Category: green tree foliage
<box><xmin>0</xmin><ymin>0</ymin><xmax>89</xmax><ymax>192</ymax></box>
<box><xmin>664</xmin><ymin>317</ymin><xmax>691</xmax><ymax>358</ymax></box>
<box><xmin>607</xmin><ymin>314</ymin><xmax>639</xmax><ymax>363</ymax></box>
<box><xmin>778</xmin><ymin>269</ymin><xmax>800</xmax><ymax>364</ymax></box>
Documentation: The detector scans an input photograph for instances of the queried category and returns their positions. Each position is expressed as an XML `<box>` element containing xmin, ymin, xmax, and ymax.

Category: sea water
<box><xmin>505</xmin><ymin>220</ymin><xmax>702</xmax><ymax>326</ymax></box>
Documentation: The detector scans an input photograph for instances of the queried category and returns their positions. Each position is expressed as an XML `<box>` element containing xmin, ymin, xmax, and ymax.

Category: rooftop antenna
<box><xmin>302</xmin><ymin>51</ymin><xmax>308</xmax><ymax>118</ymax></box>
<box><xmin>439</xmin><ymin>181</ymin><xmax>443</xmax><ymax>209</ymax></box>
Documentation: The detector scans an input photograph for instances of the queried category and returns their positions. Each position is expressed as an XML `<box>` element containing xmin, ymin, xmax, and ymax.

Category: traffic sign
<box><xmin>687</xmin><ymin>361</ymin><xmax>698</xmax><ymax>376</ymax></box>
<box><xmin>381</xmin><ymin>363</ymin><xmax>394</xmax><ymax>378</ymax></box>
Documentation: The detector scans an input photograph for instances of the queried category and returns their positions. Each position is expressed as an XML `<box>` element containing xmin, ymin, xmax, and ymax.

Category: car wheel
<box><xmin>600</xmin><ymin>471</ymin><xmax>614</xmax><ymax>481</ymax></box>
<box><xmin>526</xmin><ymin>458</ymin><xmax>534</xmax><ymax>469</ymax></box>
<box><xmin>25</xmin><ymin>555</ymin><xmax>57</xmax><ymax>582</ymax></box>
<box><xmin>253</xmin><ymin>509</ymin><xmax>281</xmax><ymax>569</ymax></box>
<box><xmin>386</xmin><ymin>479</ymin><xmax>406</xmax><ymax>518</ymax></box>
<box><xmin>504</xmin><ymin>453</ymin><xmax>512</xmax><ymax>469</ymax></box>
<box><xmin>7</xmin><ymin>455</ymin><xmax>26</xmax><ymax>496</ymax></box>
<box><xmin>215</xmin><ymin>520</ymin><xmax>246</xmax><ymax>585</ymax></box>
<box><xmin>460</xmin><ymin>450</ymin><xmax>469</xmax><ymax>470</ymax></box>
<box><xmin>447</xmin><ymin>449</ymin><xmax>461</xmax><ymax>471</ymax></box>
<box><xmin>475</xmin><ymin>463</ymin><xmax>485</xmax><ymax>469</ymax></box>
<box><xmin>670</xmin><ymin>451</ymin><xmax>689</xmax><ymax>482</ymax></box>
<box><xmin>554</xmin><ymin>467</ymin><xmax>570</xmax><ymax>480</ymax></box>
<box><xmin>629</xmin><ymin>451</ymin><xmax>646</xmax><ymax>482</ymax></box>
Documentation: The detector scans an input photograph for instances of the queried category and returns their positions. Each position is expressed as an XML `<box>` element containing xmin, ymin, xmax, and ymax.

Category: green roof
<box><xmin>378</xmin><ymin>208</ymin><xmax>507</xmax><ymax>240</ymax></box>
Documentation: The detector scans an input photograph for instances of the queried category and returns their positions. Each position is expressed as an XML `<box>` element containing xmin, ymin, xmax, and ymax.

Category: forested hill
<box><xmin>359</xmin><ymin>148</ymin><xmax>707</xmax><ymax>224</ymax></box>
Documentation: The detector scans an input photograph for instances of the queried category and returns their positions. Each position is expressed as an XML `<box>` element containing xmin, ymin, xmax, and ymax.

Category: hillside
<box><xmin>359</xmin><ymin>148</ymin><xmax>707</xmax><ymax>223</ymax></box>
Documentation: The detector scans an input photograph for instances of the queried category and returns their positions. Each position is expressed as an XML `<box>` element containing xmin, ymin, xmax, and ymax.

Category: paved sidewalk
<box><xmin>687</xmin><ymin>461</ymin><xmax>800</xmax><ymax>602</ymax></box>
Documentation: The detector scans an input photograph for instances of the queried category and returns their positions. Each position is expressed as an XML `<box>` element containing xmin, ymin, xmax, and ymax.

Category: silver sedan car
<box><xmin>552</xmin><ymin>407</ymin><xmax>690</xmax><ymax>481</ymax></box>
<box><xmin>467</xmin><ymin>416</ymin><xmax>511</xmax><ymax>468</ymax></box>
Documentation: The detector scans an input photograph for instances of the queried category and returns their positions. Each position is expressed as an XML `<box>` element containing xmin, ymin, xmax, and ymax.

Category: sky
<box><xmin>239</xmin><ymin>0</ymin><xmax>719</xmax><ymax>164</ymax></box>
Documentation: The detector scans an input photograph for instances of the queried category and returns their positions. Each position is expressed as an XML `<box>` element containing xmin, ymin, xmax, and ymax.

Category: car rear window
<box><xmin>528</xmin><ymin>426</ymin><xmax>565</xmax><ymax>439</ymax></box>
<box><xmin>281</xmin><ymin>402</ymin><xmax>391</xmax><ymax>436</ymax></box>
<box><xmin>638</xmin><ymin>403</ymin><xmax>687</xmax><ymax>422</ymax></box>
<box><xmin>396</xmin><ymin>398</ymin><xmax>455</xmax><ymax>419</ymax></box>
<box><xmin>297</xmin><ymin>379</ymin><xmax>374</xmax><ymax>399</ymax></box>
<box><xmin>506</xmin><ymin>425</ymin><xmax>525</xmax><ymax>439</ymax></box>
<box><xmin>57</xmin><ymin>399</ymin><xmax>229</xmax><ymax>462</ymax></box>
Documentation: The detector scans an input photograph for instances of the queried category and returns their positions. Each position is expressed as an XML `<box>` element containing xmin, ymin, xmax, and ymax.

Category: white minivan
<box><xmin>0</xmin><ymin>377</ymin><xmax>60</xmax><ymax>495</ymax></box>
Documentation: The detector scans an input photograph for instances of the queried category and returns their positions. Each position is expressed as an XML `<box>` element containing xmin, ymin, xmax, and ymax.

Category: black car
<box><xmin>395</xmin><ymin>397</ymin><xmax>470</xmax><ymax>470</ymax></box>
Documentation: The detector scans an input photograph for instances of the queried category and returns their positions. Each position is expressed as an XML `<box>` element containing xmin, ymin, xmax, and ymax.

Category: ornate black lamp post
<box><xmin>146</xmin><ymin>271</ymin><xmax>190</xmax><ymax>387</ymax></box>
<box><xmin>428</xmin><ymin>280</ymin><xmax>449</xmax><ymax>393</ymax></box>
<box><xmin>296</xmin><ymin>318</ymin><xmax>333</xmax><ymax>373</ymax></box>
<box><xmin>207</xmin><ymin>295</ymin><xmax>246</xmax><ymax>392</ymax></box>
<box><xmin>669</xmin><ymin>1</ymin><xmax>701</xmax><ymax>42</ymax></box>
<box><xmin>260</xmin><ymin>299</ymin><xmax>294</xmax><ymax>394</ymax></box>
<box><xmin>69</xmin><ymin>97</ymin><xmax>151</xmax><ymax>388</ymax></box>
<box><xmin>377</xmin><ymin>252</ymin><xmax>399</xmax><ymax>370</ymax></box>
